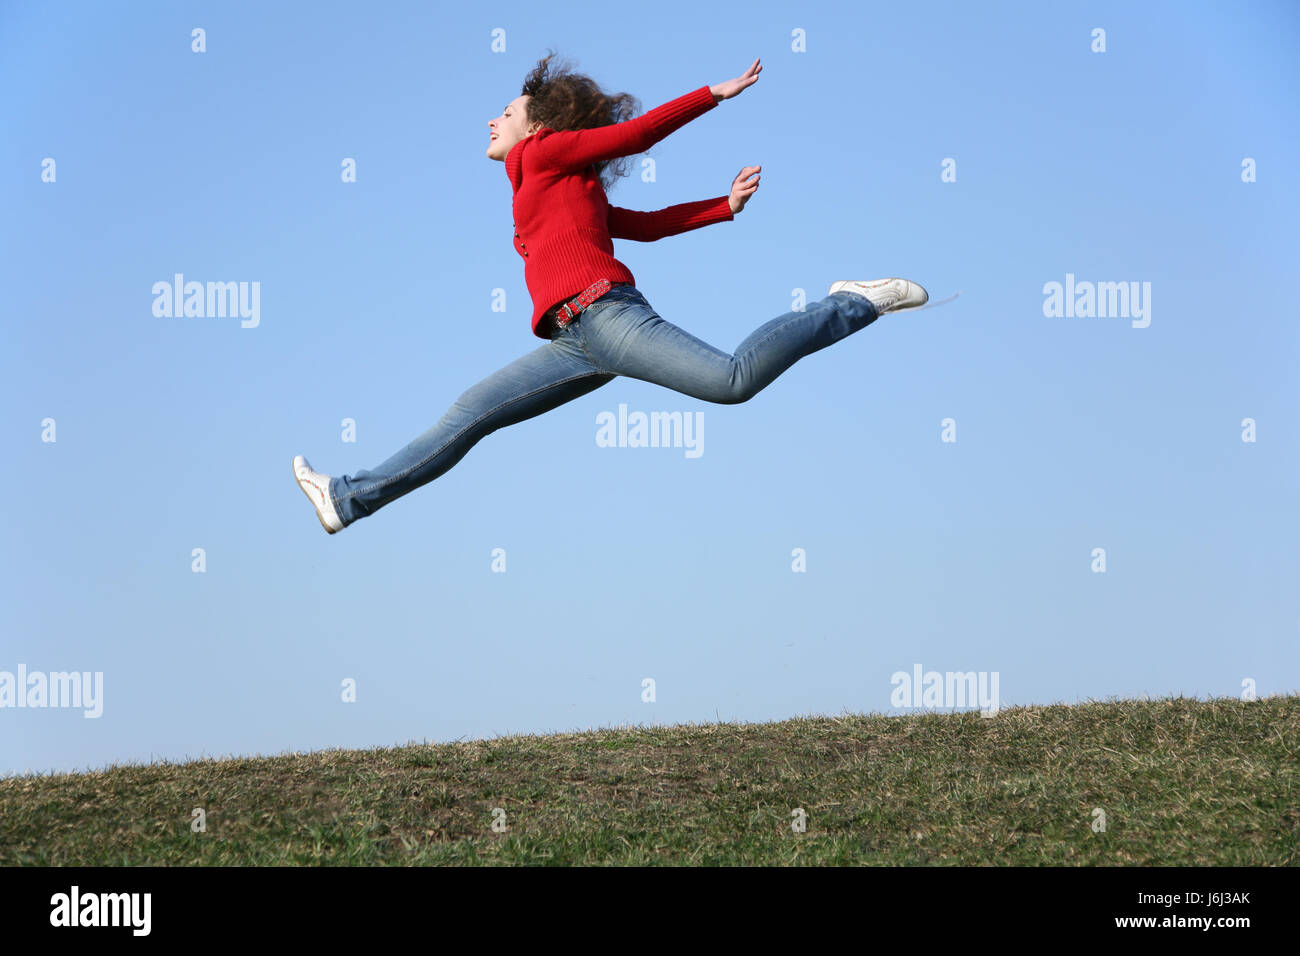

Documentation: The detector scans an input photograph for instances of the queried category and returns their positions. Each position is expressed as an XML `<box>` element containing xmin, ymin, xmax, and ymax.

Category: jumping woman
<box><xmin>293</xmin><ymin>53</ymin><xmax>928</xmax><ymax>533</ymax></box>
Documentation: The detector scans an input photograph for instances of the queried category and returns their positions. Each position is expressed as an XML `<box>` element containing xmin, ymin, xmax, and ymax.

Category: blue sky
<box><xmin>2</xmin><ymin>0</ymin><xmax>1296</xmax><ymax>776</ymax></box>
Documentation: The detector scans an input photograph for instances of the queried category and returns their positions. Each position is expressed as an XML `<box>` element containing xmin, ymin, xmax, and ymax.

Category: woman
<box><xmin>293</xmin><ymin>53</ymin><xmax>927</xmax><ymax>534</ymax></box>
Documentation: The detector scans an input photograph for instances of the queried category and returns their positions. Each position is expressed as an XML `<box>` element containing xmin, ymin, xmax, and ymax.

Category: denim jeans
<box><xmin>328</xmin><ymin>285</ymin><xmax>878</xmax><ymax>526</ymax></box>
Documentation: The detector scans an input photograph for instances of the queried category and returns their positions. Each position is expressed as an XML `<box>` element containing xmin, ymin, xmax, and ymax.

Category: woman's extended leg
<box><xmin>571</xmin><ymin>286</ymin><xmax>880</xmax><ymax>403</ymax></box>
<box><xmin>328</xmin><ymin>335</ymin><xmax>613</xmax><ymax>526</ymax></box>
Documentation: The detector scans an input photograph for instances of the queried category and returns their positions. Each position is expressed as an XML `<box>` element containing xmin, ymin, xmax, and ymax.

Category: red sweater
<box><xmin>505</xmin><ymin>84</ymin><xmax>734</xmax><ymax>337</ymax></box>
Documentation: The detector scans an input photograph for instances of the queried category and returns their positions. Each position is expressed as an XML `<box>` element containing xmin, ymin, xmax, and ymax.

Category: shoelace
<box><xmin>867</xmin><ymin>286</ymin><xmax>900</xmax><ymax>309</ymax></box>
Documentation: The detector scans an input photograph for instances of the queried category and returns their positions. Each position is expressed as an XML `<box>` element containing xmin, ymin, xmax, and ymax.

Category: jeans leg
<box><xmin>329</xmin><ymin>337</ymin><xmax>613</xmax><ymax>526</ymax></box>
<box><xmin>574</xmin><ymin>288</ymin><xmax>878</xmax><ymax>404</ymax></box>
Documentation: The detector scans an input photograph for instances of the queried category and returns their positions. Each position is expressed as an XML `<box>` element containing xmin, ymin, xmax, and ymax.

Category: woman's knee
<box><xmin>705</xmin><ymin>378</ymin><xmax>756</xmax><ymax>405</ymax></box>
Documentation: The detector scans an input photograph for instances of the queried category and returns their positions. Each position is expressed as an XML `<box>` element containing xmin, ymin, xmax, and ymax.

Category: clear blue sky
<box><xmin>2</xmin><ymin>0</ymin><xmax>1296</xmax><ymax>776</ymax></box>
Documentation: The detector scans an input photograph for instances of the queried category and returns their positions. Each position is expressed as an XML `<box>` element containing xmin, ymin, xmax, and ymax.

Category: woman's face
<box><xmin>487</xmin><ymin>95</ymin><xmax>540</xmax><ymax>161</ymax></box>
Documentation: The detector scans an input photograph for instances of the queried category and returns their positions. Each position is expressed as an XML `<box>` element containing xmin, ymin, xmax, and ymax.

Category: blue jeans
<box><xmin>328</xmin><ymin>286</ymin><xmax>878</xmax><ymax>526</ymax></box>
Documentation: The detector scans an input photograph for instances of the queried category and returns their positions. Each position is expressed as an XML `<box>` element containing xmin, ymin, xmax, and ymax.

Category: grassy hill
<box><xmin>2</xmin><ymin>695</ymin><xmax>1296</xmax><ymax>865</ymax></box>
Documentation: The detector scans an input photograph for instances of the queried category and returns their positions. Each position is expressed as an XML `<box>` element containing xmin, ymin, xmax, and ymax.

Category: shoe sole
<box><xmin>291</xmin><ymin>458</ymin><xmax>339</xmax><ymax>534</ymax></box>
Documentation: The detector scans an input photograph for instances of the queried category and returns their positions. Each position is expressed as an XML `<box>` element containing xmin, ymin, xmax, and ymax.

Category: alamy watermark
<box><xmin>0</xmin><ymin>665</ymin><xmax>103</xmax><ymax>718</ymax></box>
<box><xmin>152</xmin><ymin>273</ymin><xmax>260</xmax><ymax>328</ymax></box>
<box><xmin>50</xmin><ymin>886</ymin><xmax>150</xmax><ymax>936</ymax></box>
<box><xmin>596</xmin><ymin>402</ymin><xmax>703</xmax><ymax>458</ymax></box>
<box><xmin>1042</xmin><ymin>273</ymin><xmax>1151</xmax><ymax>328</ymax></box>
<box><xmin>890</xmin><ymin>663</ymin><xmax>1000</xmax><ymax>717</ymax></box>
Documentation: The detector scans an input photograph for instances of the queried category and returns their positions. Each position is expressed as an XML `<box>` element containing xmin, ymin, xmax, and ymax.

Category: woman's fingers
<box><xmin>727</xmin><ymin>58</ymin><xmax>761</xmax><ymax>97</ymax></box>
<box><xmin>729</xmin><ymin>153</ymin><xmax>761</xmax><ymax>212</ymax></box>
<box><xmin>731</xmin><ymin>164</ymin><xmax>760</xmax><ymax>210</ymax></box>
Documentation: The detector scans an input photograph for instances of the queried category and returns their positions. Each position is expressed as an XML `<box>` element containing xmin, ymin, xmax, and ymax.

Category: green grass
<box><xmin>2</xmin><ymin>695</ymin><xmax>1296</xmax><ymax>865</ymax></box>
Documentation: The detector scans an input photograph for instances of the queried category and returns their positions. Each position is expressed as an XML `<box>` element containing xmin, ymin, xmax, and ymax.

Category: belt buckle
<box><xmin>556</xmin><ymin>278</ymin><xmax>612</xmax><ymax>329</ymax></box>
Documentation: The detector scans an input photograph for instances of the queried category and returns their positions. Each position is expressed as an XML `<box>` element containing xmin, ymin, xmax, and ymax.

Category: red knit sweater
<box><xmin>505</xmin><ymin>84</ymin><xmax>734</xmax><ymax>337</ymax></box>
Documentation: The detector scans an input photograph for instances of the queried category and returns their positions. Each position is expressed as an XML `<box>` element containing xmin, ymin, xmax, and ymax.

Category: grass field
<box><xmin>2</xmin><ymin>695</ymin><xmax>1296</xmax><ymax>865</ymax></box>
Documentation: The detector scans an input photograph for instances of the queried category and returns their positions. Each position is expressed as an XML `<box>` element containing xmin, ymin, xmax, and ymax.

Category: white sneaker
<box><xmin>829</xmin><ymin>278</ymin><xmax>929</xmax><ymax>315</ymax></box>
<box><xmin>292</xmin><ymin>455</ymin><xmax>344</xmax><ymax>534</ymax></box>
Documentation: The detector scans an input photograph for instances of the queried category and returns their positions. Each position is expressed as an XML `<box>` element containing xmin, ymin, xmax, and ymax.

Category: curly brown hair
<box><xmin>521</xmin><ymin>51</ymin><xmax>640</xmax><ymax>191</ymax></box>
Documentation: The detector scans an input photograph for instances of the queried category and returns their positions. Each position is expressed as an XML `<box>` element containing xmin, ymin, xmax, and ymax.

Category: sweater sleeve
<box><xmin>528</xmin><ymin>85</ymin><xmax>718</xmax><ymax>175</ymax></box>
<box><xmin>607</xmin><ymin>196</ymin><xmax>734</xmax><ymax>242</ymax></box>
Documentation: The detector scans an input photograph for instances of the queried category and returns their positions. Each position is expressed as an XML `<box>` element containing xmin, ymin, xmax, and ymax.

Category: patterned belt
<box><xmin>549</xmin><ymin>278</ymin><xmax>627</xmax><ymax>329</ymax></box>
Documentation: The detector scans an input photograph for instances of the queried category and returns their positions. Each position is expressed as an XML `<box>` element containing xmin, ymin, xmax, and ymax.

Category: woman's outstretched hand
<box><xmin>729</xmin><ymin>165</ymin><xmax>761</xmax><ymax>214</ymax></box>
<box><xmin>711</xmin><ymin>58</ymin><xmax>762</xmax><ymax>103</ymax></box>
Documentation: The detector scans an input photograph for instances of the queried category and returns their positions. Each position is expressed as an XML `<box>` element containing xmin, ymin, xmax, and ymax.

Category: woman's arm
<box><xmin>529</xmin><ymin>86</ymin><xmax>718</xmax><ymax>175</ymax></box>
<box><xmin>529</xmin><ymin>58</ymin><xmax>763</xmax><ymax>175</ymax></box>
<box><xmin>607</xmin><ymin>166</ymin><xmax>761</xmax><ymax>241</ymax></box>
<box><xmin>607</xmin><ymin>196</ymin><xmax>733</xmax><ymax>242</ymax></box>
